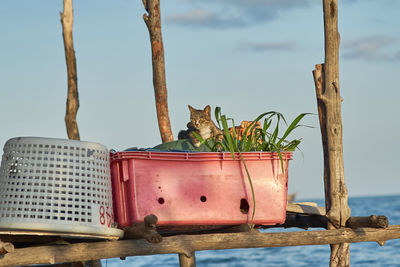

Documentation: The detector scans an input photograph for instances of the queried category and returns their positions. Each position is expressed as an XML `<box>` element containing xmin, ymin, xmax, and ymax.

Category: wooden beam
<box><xmin>346</xmin><ymin>215</ymin><xmax>388</xmax><ymax>229</ymax></box>
<box><xmin>278</xmin><ymin>214</ymin><xmax>328</xmax><ymax>230</ymax></box>
<box><xmin>269</xmin><ymin>214</ymin><xmax>388</xmax><ymax>230</ymax></box>
<box><xmin>286</xmin><ymin>203</ymin><xmax>387</xmax><ymax>230</ymax></box>
<box><xmin>1</xmin><ymin>226</ymin><xmax>400</xmax><ymax>266</ymax></box>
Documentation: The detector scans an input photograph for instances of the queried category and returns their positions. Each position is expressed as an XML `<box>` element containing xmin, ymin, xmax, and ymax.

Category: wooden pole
<box><xmin>61</xmin><ymin>3</ymin><xmax>97</xmax><ymax>265</ymax></box>
<box><xmin>60</xmin><ymin>0</ymin><xmax>80</xmax><ymax>140</ymax></box>
<box><xmin>179</xmin><ymin>252</ymin><xmax>196</xmax><ymax>267</ymax></box>
<box><xmin>142</xmin><ymin>0</ymin><xmax>174</xmax><ymax>143</ymax></box>
<box><xmin>265</xmin><ymin>215</ymin><xmax>388</xmax><ymax>230</ymax></box>
<box><xmin>313</xmin><ymin>0</ymin><xmax>351</xmax><ymax>266</ymax></box>
<box><xmin>346</xmin><ymin>216</ymin><xmax>388</xmax><ymax>229</ymax></box>
<box><xmin>1</xmin><ymin>226</ymin><xmax>400</xmax><ymax>266</ymax></box>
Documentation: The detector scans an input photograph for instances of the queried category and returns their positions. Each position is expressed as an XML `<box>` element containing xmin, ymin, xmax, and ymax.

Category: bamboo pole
<box><xmin>313</xmin><ymin>0</ymin><xmax>351</xmax><ymax>266</ymax></box>
<box><xmin>1</xmin><ymin>226</ymin><xmax>399</xmax><ymax>266</ymax></box>
<box><xmin>142</xmin><ymin>0</ymin><xmax>174</xmax><ymax>143</ymax></box>
<box><xmin>60</xmin><ymin>0</ymin><xmax>80</xmax><ymax>140</ymax></box>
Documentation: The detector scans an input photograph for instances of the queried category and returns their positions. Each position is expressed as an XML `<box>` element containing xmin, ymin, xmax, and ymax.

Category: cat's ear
<box><xmin>188</xmin><ymin>105</ymin><xmax>195</xmax><ymax>112</ymax></box>
<box><xmin>203</xmin><ymin>105</ymin><xmax>211</xmax><ymax>116</ymax></box>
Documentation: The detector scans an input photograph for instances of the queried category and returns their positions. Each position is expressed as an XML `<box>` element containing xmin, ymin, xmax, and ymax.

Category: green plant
<box><xmin>216</xmin><ymin>107</ymin><xmax>308</xmax><ymax>150</ymax></box>
<box><xmin>194</xmin><ymin>107</ymin><xmax>310</xmax><ymax>224</ymax></box>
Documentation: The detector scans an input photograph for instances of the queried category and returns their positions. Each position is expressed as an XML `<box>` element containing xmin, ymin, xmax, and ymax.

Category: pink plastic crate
<box><xmin>110</xmin><ymin>151</ymin><xmax>292</xmax><ymax>228</ymax></box>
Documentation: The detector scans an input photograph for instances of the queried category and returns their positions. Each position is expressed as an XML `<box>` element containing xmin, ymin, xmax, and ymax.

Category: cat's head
<box><xmin>188</xmin><ymin>105</ymin><xmax>211</xmax><ymax>129</ymax></box>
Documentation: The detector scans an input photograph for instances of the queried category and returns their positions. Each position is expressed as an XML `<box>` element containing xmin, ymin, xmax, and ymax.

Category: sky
<box><xmin>0</xmin><ymin>0</ymin><xmax>399</xmax><ymax>199</ymax></box>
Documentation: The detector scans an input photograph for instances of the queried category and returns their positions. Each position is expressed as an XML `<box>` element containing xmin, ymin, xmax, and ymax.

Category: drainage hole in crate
<box><xmin>240</xmin><ymin>198</ymin><xmax>249</xmax><ymax>214</ymax></box>
<box><xmin>200</xmin><ymin>196</ymin><xmax>207</xmax><ymax>202</ymax></box>
<box><xmin>158</xmin><ymin>197</ymin><xmax>165</xmax><ymax>204</ymax></box>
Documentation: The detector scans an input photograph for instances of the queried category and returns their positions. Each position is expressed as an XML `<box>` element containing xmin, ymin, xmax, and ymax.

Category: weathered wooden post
<box><xmin>61</xmin><ymin>3</ymin><xmax>101</xmax><ymax>266</ymax></box>
<box><xmin>313</xmin><ymin>0</ymin><xmax>351</xmax><ymax>266</ymax></box>
<box><xmin>179</xmin><ymin>252</ymin><xmax>196</xmax><ymax>267</ymax></box>
<box><xmin>142</xmin><ymin>0</ymin><xmax>174</xmax><ymax>143</ymax></box>
<box><xmin>60</xmin><ymin>0</ymin><xmax>80</xmax><ymax>140</ymax></box>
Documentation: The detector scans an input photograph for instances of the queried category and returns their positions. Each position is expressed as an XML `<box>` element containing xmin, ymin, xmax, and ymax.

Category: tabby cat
<box><xmin>178</xmin><ymin>105</ymin><xmax>223</xmax><ymax>147</ymax></box>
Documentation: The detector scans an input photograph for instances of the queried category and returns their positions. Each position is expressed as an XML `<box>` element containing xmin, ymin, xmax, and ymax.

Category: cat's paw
<box><xmin>192</xmin><ymin>139</ymin><xmax>201</xmax><ymax>147</ymax></box>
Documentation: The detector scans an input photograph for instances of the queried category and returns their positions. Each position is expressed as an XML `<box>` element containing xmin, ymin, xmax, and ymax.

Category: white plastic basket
<box><xmin>0</xmin><ymin>137</ymin><xmax>123</xmax><ymax>239</ymax></box>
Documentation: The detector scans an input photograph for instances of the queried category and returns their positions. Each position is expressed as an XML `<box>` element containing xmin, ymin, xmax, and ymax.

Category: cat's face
<box><xmin>188</xmin><ymin>105</ymin><xmax>211</xmax><ymax>129</ymax></box>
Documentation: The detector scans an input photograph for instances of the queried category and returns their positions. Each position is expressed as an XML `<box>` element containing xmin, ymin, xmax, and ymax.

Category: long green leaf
<box><xmin>220</xmin><ymin>115</ymin><xmax>236</xmax><ymax>157</ymax></box>
<box><xmin>276</xmin><ymin>113</ymin><xmax>311</xmax><ymax>147</ymax></box>
<box><xmin>270</xmin><ymin>142</ymin><xmax>285</xmax><ymax>173</ymax></box>
<box><xmin>215</xmin><ymin>106</ymin><xmax>222</xmax><ymax>128</ymax></box>
<box><xmin>238</xmin><ymin>151</ymin><xmax>256</xmax><ymax>224</ymax></box>
<box><xmin>271</xmin><ymin>114</ymin><xmax>280</xmax><ymax>144</ymax></box>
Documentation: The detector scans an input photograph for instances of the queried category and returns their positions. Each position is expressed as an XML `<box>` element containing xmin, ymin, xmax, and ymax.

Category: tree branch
<box><xmin>60</xmin><ymin>0</ymin><xmax>80</xmax><ymax>140</ymax></box>
<box><xmin>142</xmin><ymin>0</ymin><xmax>174</xmax><ymax>143</ymax></box>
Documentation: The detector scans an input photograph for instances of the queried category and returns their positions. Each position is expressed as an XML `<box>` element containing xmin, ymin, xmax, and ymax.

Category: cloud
<box><xmin>342</xmin><ymin>0</ymin><xmax>396</xmax><ymax>4</ymax></box>
<box><xmin>239</xmin><ymin>41</ymin><xmax>297</xmax><ymax>52</ymax></box>
<box><xmin>165</xmin><ymin>0</ymin><xmax>314</xmax><ymax>28</ymax></box>
<box><xmin>342</xmin><ymin>35</ymin><xmax>400</xmax><ymax>62</ymax></box>
<box><xmin>166</xmin><ymin>9</ymin><xmax>246</xmax><ymax>28</ymax></box>
<box><xmin>165</xmin><ymin>0</ymin><xmax>397</xmax><ymax>29</ymax></box>
<box><xmin>395</xmin><ymin>50</ymin><xmax>400</xmax><ymax>61</ymax></box>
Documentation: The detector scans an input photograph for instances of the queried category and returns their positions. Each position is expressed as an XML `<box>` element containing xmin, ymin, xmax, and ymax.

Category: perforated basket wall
<box><xmin>0</xmin><ymin>137</ymin><xmax>122</xmax><ymax>238</ymax></box>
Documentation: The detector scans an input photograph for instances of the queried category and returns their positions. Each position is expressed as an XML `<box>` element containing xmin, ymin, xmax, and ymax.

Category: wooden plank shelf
<box><xmin>286</xmin><ymin>202</ymin><xmax>326</xmax><ymax>216</ymax></box>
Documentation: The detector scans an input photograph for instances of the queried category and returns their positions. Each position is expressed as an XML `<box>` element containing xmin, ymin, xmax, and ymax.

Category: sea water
<box><xmin>102</xmin><ymin>195</ymin><xmax>400</xmax><ymax>266</ymax></box>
